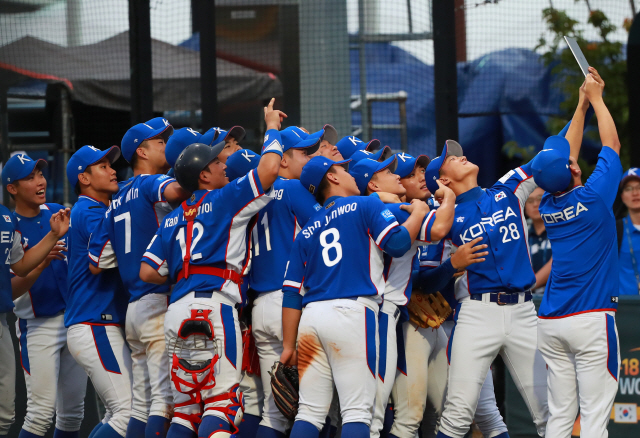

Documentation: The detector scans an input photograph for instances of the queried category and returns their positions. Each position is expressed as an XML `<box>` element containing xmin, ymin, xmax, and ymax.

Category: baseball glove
<box><xmin>269</xmin><ymin>361</ymin><xmax>299</xmax><ymax>421</ymax></box>
<box><xmin>407</xmin><ymin>291</ymin><xmax>452</xmax><ymax>329</ymax></box>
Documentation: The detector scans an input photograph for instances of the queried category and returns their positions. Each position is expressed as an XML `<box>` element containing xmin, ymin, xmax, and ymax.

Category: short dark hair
<box><xmin>74</xmin><ymin>166</ymin><xmax>93</xmax><ymax>196</ymax></box>
<box><xmin>315</xmin><ymin>167</ymin><xmax>336</xmax><ymax>205</ymax></box>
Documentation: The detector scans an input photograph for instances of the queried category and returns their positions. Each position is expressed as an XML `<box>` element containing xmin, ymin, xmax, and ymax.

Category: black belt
<box><xmin>470</xmin><ymin>291</ymin><xmax>532</xmax><ymax>305</ymax></box>
<box><xmin>194</xmin><ymin>291</ymin><xmax>213</xmax><ymax>299</ymax></box>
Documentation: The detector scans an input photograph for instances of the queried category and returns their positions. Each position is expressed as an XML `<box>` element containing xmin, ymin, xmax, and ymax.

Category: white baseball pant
<box><xmin>252</xmin><ymin>290</ymin><xmax>289</xmax><ymax>433</ymax></box>
<box><xmin>67</xmin><ymin>323</ymin><xmax>133</xmax><ymax>437</ymax></box>
<box><xmin>16</xmin><ymin>314</ymin><xmax>87</xmax><ymax>436</ymax></box>
<box><xmin>389</xmin><ymin>321</ymin><xmax>448</xmax><ymax>438</ymax></box>
<box><xmin>164</xmin><ymin>292</ymin><xmax>242</xmax><ymax>432</ymax></box>
<box><xmin>371</xmin><ymin>301</ymin><xmax>401</xmax><ymax>438</ymax></box>
<box><xmin>439</xmin><ymin>297</ymin><xmax>548</xmax><ymax>438</ymax></box>
<box><xmin>295</xmin><ymin>297</ymin><xmax>379</xmax><ymax>430</ymax></box>
<box><xmin>537</xmin><ymin>311</ymin><xmax>619</xmax><ymax>438</ymax></box>
<box><xmin>239</xmin><ymin>369</ymin><xmax>263</xmax><ymax>418</ymax></box>
<box><xmin>0</xmin><ymin>313</ymin><xmax>15</xmax><ymax>436</ymax></box>
<box><xmin>126</xmin><ymin>294</ymin><xmax>173</xmax><ymax>423</ymax></box>
<box><xmin>441</xmin><ymin>321</ymin><xmax>508</xmax><ymax>438</ymax></box>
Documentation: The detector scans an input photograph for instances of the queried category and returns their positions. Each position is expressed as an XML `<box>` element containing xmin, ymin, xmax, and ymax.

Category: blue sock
<box><xmin>381</xmin><ymin>404</ymin><xmax>394</xmax><ymax>438</ymax></box>
<box><xmin>146</xmin><ymin>416</ymin><xmax>170</xmax><ymax>438</ymax></box>
<box><xmin>54</xmin><ymin>429</ymin><xmax>80</xmax><ymax>438</ymax></box>
<box><xmin>290</xmin><ymin>421</ymin><xmax>319</xmax><ymax>438</ymax></box>
<box><xmin>95</xmin><ymin>424</ymin><xmax>125</xmax><ymax>438</ymax></box>
<box><xmin>88</xmin><ymin>423</ymin><xmax>104</xmax><ymax>438</ymax></box>
<box><xmin>318</xmin><ymin>417</ymin><xmax>334</xmax><ymax>438</ymax></box>
<box><xmin>494</xmin><ymin>433</ymin><xmax>510</xmax><ymax>438</ymax></box>
<box><xmin>255</xmin><ymin>425</ymin><xmax>285</xmax><ymax>438</ymax></box>
<box><xmin>238</xmin><ymin>414</ymin><xmax>261</xmax><ymax>438</ymax></box>
<box><xmin>167</xmin><ymin>424</ymin><xmax>197</xmax><ymax>438</ymax></box>
<box><xmin>436</xmin><ymin>432</ymin><xmax>454</xmax><ymax>438</ymax></box>
<box><xmin>340</xmin><ymin>423</ymin><xmax>368</xmax><ymax>438</ymax></box>
<box><xmin>18</xmin><ymin>430</ymin><xmax>41</xmax><ymax>438</ymax></box>
<box><xmin>126</xmin><ymin>418</ymin><xmax>147</xmax><ymax>438</ymax></box>
<box><xmin>388</xmin><ymin>434</ymin><xmax>400</xmax><ymax>438</ymax></box>
<box><xmin>198</xmin><ymin>416</ymin><xmax>230</xmax><ymax>438</ymax></box>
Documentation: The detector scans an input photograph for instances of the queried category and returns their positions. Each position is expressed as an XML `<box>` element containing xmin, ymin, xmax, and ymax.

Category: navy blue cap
<box><xmin>121</xmin><ymin>123</ymin><xmax>168</xmax><ymax>163</ymax></box>
<box><xmin>349</xmin><ymin>155</ymin><xmax>398</xmax><ymax>195</ymax></box>
<box><xmin>394</xmin><ymin>152</ymin><xmax>431</xmax><ymax>178</ymax></box>
<box><xmin>2</xmin><ymin>153</ymin><xmax>47</xmax><ymax>186</ymax></box>
<box><xmin>308</xmin><ymin>124</ymin><xmax>338</xmax><ymax>146</ymax></box>
<box><xmin>226</xmin><ymin>149</ymin><xmax>260</xmax><ymax>181</ymax></box>
<box><xmin>335</xmin><ymin>136</ymin><xmax>381</xmax><ymax>159</ymax></box>
<box><xmin>351</xmin><ymin>145</ymin><xmax>393</xmax><ymax>164</ymax></box>
<box><xmin>425</xmin><ymin>140</ymin><xmax>464</xmax><ymax>194</ymax></box>
<box><xmin>144</xmin><ymin>117</ymin><xmax>174</xmax><ymax>140</ymax></box>
<box><xmin>201</xmin><ymin>126</ymin><xmax>246</xmax><ymax>146</ymax></box>
<box><xmin>531</xmin><ymin>135</ymin><xmax>572</xmax><ymax>194</ymax></box>
<box><xmin>621</xmin><ymin>168</ymin><xmax>640</xmax><ymax>188</ymax></box>
<box><xmin>281</xmin><ymin>127</ymin><xmax>321</xmax><ymax>154</ymax></box>
<box><xmin>67</xmin><ymin>145</ymin><xmax>121</xmax><ymax>188</ymax></box>
<box><xmin>300</xmin><ymin>156</ymin><xmax>351</xmax><ymax>195</ymax></box>
<box><xmin>165</xmin><ymin>128</ymin><xmax>203</xmax><ymax>168</ymax></box>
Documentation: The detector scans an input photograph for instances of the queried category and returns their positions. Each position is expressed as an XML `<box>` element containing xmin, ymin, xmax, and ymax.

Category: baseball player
<box><xmin>248</xmin><ymin>127</ymin><xmax>321</xmax><ymax>438</ymax></box>
<box><xmin>2</xmin><ymin>154</ymin><xmax>86</xmax><ymax>438</ymax></box>
<box><xmin>335</xmin><ymin>136</ymin><xmax>380</xmax><ymax>160</ymax></box>
<box><xmin>139</xmin><ymin>99</ymin><xmax>286</xmax><ymax>438</ymax></box>
<box><xmin>201</xmin><ymin>126</ymin><xmax>245</xmax><ymax>163</ymax></box>
<box><xmin>534</xmin><ymin>69</ymin><xmax>621</xmax><ymax>437</ymax></box>
<box><xmin>166</xmin><ymin>127</ymin><xmax>203</xmax><ymax>169</ymax></box>
<box><xmin>64</xmin><ymin>145</ymin><xmax>131</xmax><ymax>438</ymax></box>
<box><xmin>307</xmin><ymin>125</ymin><xmax>343</xmax><ymax>160</ymax></box>
<box><xmin>424</xmin><ymin>138</ymin><xmax>548</xmax><ymax>438</ymax></box>
<box><xmin>88</xmin><ymin>120</ymin><xmax>189</xmax><ymax>438</ymax></box>
<box><xmin>280</xmin><ymin>155</ymin><xmax>433</xmax><ymax>438</ymax></box>
<box><xmin>348</xmin><ymin>154</ymin><xmax>456</xmax><ymax>438</ymax></box>
<box><xmin>0</xmin><ymin>185</ymin><xmax>70</xmax><ymax>438</ymax></box>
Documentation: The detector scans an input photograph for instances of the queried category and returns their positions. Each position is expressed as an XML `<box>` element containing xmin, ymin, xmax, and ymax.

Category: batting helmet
<box><xmin>174</xmin><ymin>141</ymin><xmax>225</xmax><ymax>192</ymax></box>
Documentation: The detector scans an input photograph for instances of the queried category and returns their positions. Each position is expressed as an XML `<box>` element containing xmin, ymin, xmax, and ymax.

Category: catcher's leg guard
<box><xmin>200</xmin><ymin>385</ymin><xmax>245</xmax><ymax>437</ymax></box>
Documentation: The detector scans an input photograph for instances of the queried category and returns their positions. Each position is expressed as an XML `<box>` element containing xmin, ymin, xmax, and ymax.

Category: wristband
<box><xmin>262</xmin><ymin>129</ymin><xmax>284</xmax><ymax>158</ymax></box>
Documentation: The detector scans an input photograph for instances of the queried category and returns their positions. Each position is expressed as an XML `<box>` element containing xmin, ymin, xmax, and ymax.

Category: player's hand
<box><xmin>375</xmin><ymin>192</ymin><xmax>402</xmax><ymax>204</ymax></box>
<box><xmin>584</xmin><ymin>67</ymin><xmax>604</xmax><ymax>101</ymax></box>
<box><xmin>450</xmin><ymin>236</ymin><xmax>488</xmax><ymax>270</ymax></box>
<box><xmin>578</xmin><ymin>79</ymin><xmax>590</xmax><ymax>110</ymax></box>
<box><xmin>433</xmin><ymin>180</ymin><xmax>454</xmax><ymax>203</ymax></box>
<box><xmin>39</xmin><ymin>240</ymin><xmax>67</xmax><ymax>269</ymax></box>
<box><xmin>280</xmin><ymin>347</ymin><xmax>298</xmax><ymax>367</ymax></box>
<box><xmin>49</xmin><ymin>209</ymin><xmax>71</xmax><ymax>238</ymax></box>
<box><xmin>264</xmin><ymin>98</ymin><xmax>288</xmax><ymax>131</ymax></box>
<box><xmin>400</xmin><ymin>199</ymin><xmax>430</xmax><ymax>217</ymax></box>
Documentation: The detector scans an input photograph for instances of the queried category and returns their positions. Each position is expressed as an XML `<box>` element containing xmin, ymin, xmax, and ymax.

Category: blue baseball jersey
<box><xmin>282</xmin><ymin>196</ymin><xmax>403</xmax><ymax>307</ymax></box>
<box><xmin>446</xmin><ymin>164</ymin><xmax>537</xmax><ymax>299</ymax></box>
<box><xmin>88</xmin><ymin>174</ymin><xmax>174</xmax><ymax>302</ymax></box>
<box><xmin>65</xmin><ymin>196</ymin><xmax>128</xmax><ymax>327</ymax></box>
<box><xmin>0</xmin><ymin>205</ymin><xmax>25</xmax><ymax>314</ymax></box>
<box><xmin>382</xmin><ymin>203</ymin><xmax>437</xmax><ymax>307</ymax></box>
<box><xmin>12</xmin><ymin>203</ymin><xmax>68</xmax><ymax>319</ymax></box>
<box><xmin>142</xmin><ymin>169</ymin><xmax>272</xmax><ymax>305</ymax></box>
<box><xmin>249</xmin><ymin>177</ymin><xmax>321</xmax><ymax>294</ymax></box>
<box><xmin>538</xmin><ymin>146</ymin><xmax>622</xmax><ymax>318</ymax></box>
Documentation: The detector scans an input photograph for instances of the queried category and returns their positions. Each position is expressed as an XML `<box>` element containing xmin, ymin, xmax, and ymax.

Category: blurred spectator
<box><xmin>525</xmin><ymin>187</ymin><xmax>552</xmax><ymax>294</ymax></box>
<box><xmin>618</xmin><ymin>169</ymin><xmax>640</xmax><ymax>295</ymax></box>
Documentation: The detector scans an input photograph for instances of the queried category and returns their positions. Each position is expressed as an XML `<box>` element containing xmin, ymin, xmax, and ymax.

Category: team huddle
<box><xmin>0</xmin><ymin>67</ymin><xmax>623</xmax><ymax>438</ymax></box>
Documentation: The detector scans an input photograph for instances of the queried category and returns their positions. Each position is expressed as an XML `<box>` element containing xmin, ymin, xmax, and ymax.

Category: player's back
<box><xmin>539</xmin><ymin>146</ymin><xmax>623</xmax><ymax>317</ymax></box>
<box><xmin>291</xmin><ymin>196</ymin><xmax>399</xmax><ymax>306</ymax></box>
<box><xmin>249</xmin><ymin>177</ymin><xmax>320</xmax><ymax>293</ymax></box>
<box><xmin>66</xmin><ymin>196</ymin><xmax>127</xmax><ymax>327</ymax></box>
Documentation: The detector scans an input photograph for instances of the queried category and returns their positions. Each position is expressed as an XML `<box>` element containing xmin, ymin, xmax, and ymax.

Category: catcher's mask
<box><xmin>170</xmin><ymin>308</ymin><xmax>220</xmax><ymax>395</ymax></box>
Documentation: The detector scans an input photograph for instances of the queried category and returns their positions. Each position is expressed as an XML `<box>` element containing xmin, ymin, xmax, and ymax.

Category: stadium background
<box><xmin>0</xmin><ymin>0</ymin><xmax>638</xmax><ymax>437</ymax></box>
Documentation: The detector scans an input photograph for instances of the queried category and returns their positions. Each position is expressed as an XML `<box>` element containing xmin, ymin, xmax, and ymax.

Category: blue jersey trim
<box><xmin>221</xmin><ymin>304</ymin><xmax>237</xmax><ymax>369</ymax></box>
<box><xmin>396</xmin><ymin>323</ymin><xmax>407</xmax><ymax>375</ymax></box>
<box><xmin>447</xmin><ymin>303</ymin><xmax>462</xmax><ymax>365</ymax></box>
<box><xmin>365</xmin><ymin>307</ymin><xmax>377</xmax><ymax>378</ymax></box>
<box><xmin>18</xmin><ymin>319</ymin><xmax>30</xmax><ymax>375</ymax></box>
<box><xmin>90</xmin><ymin>325</ymin><xmax>121</xmax><ymax>374</ymax></box>
<box><xmin>606</xmin><ymin>314</ymin><xmax>618</xmax><ymax>381</ymax></box>
<box><xmin>378</xmin><ymin>312</ymin><xmax>389</xmax><ymax>382</ymax></box>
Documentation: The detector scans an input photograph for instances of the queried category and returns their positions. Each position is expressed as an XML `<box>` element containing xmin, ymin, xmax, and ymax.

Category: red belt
<box><xmin>177</xmin><ymin>265</ymin><xmax>243</xmax><ymax>284</ymax></box>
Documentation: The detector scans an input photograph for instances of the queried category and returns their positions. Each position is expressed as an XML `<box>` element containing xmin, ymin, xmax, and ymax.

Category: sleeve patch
<box><xmin>381</xmin><ymin>209</ymin><xmax>395</xmax><ymax>222</ymax></box>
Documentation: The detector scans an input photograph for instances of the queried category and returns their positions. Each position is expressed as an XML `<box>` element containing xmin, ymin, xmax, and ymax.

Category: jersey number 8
<box><xmin>320</xmin><ymin>228</ymin><xmax>342</xmax><ymax>267</ymax></box>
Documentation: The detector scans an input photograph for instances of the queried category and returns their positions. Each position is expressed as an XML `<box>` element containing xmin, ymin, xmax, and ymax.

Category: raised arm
<box><xmin>428</xmin><ymin>182</ymin><xmax>455</xmax><ymax>242</ymax></box>
<box><xmin>565</xmin><ymin>77</ymin><xmax>591</xmax><ymax>160</ymax></box>
<box><xmin>584</xmin><ymin>68</ymin><xmax>620</xmax><ymax>155</ymax></box>
<box><xmin>257</xmin><ymin>98</ymin><xmax>287</xmax><ymax>191</ymax></box>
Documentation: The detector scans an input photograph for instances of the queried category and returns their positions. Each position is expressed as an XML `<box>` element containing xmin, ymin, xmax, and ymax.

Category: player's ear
<box><xmin>280</xmin><ymin>153</ymin><xmax>289</xmax><ymax>169</ymax></box>
<box><xmin>6</xmin><ymin>183</ymin><xmax>18</xmax><ymax>196</ymax></box>
<box><xmin>326</xmin><ymin>171</ymin><xmax>339</xmax><ymax>186</ymax></box>
<box><xmin>439</xmin><ymin>177</ymin><xmax>451</xmax><ymax>186</ymax></box>
<box><xmin>367</xmin><ymin>179</ymin><xmax>378</xmax><ymax>192</ymax></box>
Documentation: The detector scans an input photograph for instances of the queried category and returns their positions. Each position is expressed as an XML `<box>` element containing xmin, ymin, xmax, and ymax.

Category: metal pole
<box><xmin>128</xmin><ymin>0</ymin><xmax>153</xmax><ymax>124</ymax></box>
<box><xmin>406</xmin><ymin>0</ymin><xmax>413</xmax><ymax>33</ymax></box>
<box><xmin>358</xmin><ymin>0</ymin><xmax>369</xmax><ymax>140</ymax></box>
<box><xmin>61</xmin><ymin>88</ymin><xmax>71</xmax><ymax>207</ymax></box>
<box><xmin>628</xmin><ymin>12</ymin><xmax>640</xmax><ymax>167</ymax></box>
<box><xmin>0</xmin><ymin>88</ymin><xmax>10</xmax><ymax>207</ymax></box>
<box><xmin>66</xmin><ymin>0</ymin><xmax>83</xmax><ymax>46</ymax></box>
<box><xmin>198</xmin><ymin>0</ymin><xmax>218</xmax><ymax>130</ymax></box>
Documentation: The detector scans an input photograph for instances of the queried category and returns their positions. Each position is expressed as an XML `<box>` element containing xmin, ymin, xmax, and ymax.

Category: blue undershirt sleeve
<box><xmin>412</xmin><ymin>259</ymin><xmax>457</xmax><ymax>294</ymax></box>
<box><xmin>382</xmin><ymin>226</ymin><xmax>412</xmax><ymax>258</ymax></box>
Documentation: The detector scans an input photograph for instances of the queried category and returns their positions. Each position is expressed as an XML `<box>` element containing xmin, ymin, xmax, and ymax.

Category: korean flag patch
<box><xmin>381</xmin><ymin>209</ymin><xmax>395</xmax><ymax>222</ymax></box>
<box><xmin>3</xmin><ymin>215</ymin><xmax>11</xmax><ymax>223</ymax></box>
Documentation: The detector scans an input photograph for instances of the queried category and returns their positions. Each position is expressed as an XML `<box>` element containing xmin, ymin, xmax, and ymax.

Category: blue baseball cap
<box><xmin>335</xmin><ymin>136</ymin><xmax>381</xmax><ymax>159</ymax></box>
<box><xmin>144</xmin><ymin>117</ymin><xmax>174</xmax><ymax>140</ymax></box>
<box><xmin>121</xmin><ymin>122</ymin><xmax>169</xmax><ymax>163</ymax></box>
<box><xmin>349</xmin><ymin>155</ymin><xmax>398</xmax><ymax>195</ymax></box>
<box><xmin>621</xmin><ymin>168</ymin><xmax>640</xmax><ymax>188</ymax></box>
<box><xmin>66</xmin><ymin>145</ymin><xmax>121</xmax><ymax>188</ymax></box>
<box><xmin>284</xmin><ymin>126</ymin><xmax>309</xmax><ymax>139</ymax></box>
<box><xmin>351</xmin><ymin>145</ymin><xmax>393</xmax><ymax>164</ymax></box>
<box><xmin>307</xmin><ymin>124</ymin><xmax>338</xmax><ymax>145</ymax></box>
<box><xmin>425</xmin><ymin>140</ymin><xmax>464</xmax><ymax>194</ymax></box>
<box><xmin>201</xmin><ymin>126</ymin><xmax>246</xmax><ymax>146</ymax></box>
<box><xmin>531</xmin><ymin>135</ymin><xmax>572</xmax><ymax>194</ymax></box>
<box><xmin>300</xmin><ymin>156</ymin><xmax>351</xmax><ymax>196</ymax></box>
<box><xmin>165</xmin><ymin>128</ymin><xmax>203</xmax><ymax>168</ymax></box>
<box><xmin>225</xmin><ymin>149</ymin><xmax>260</xmax><ymax>181</ymax></box>
<box><xmin>394</xmin><ymin>152</ymin><xmax>431</xmax><ymax>178</ymax></box>
<box><xmin>2</xmin><ymin>153</ymin><xmax>47</xmax><ymax>186</ymax></box>
<box><xmin>281</xmin><ymin>127</ymin><xmax>321</xmax><ymax>154</ymax></box>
